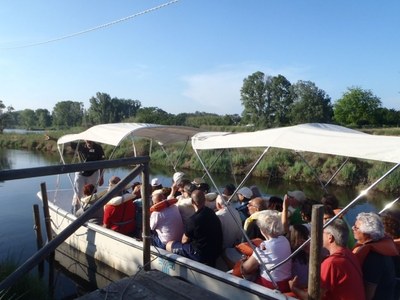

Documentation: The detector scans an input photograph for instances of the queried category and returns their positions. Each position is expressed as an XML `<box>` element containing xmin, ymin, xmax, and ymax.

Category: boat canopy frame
<box><xmin>191</xmin><ymin>123</ymin><xmax>400</xmax><ymax>274</ymax></box>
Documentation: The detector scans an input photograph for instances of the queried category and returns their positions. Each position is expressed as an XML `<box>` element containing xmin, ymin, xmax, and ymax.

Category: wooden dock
<box><xmin>77</xmin><ymin>270</ymin><xmax>227</xmax><ymax>300</ymax></box>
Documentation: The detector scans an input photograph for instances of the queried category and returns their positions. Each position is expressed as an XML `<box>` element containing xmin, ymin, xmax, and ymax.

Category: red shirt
<box><xmin>103</xmin><ymin>200</ymin><xmax>136</xmax><ymax>235</ymax></box>
<box><xmin>320</xmin><ymin>247</ymin><xmax>365</xmax><ymax>300</ymax></box>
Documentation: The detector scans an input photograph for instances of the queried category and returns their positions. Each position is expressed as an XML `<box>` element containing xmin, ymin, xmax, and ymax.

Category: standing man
<box><xmin>166</xmin><ymin>190</ymin><xmax>223</xmax><ymax>267</ymax></box>
<box><xmin>71</xmin><ymin>140</ymin><xmax>105</xmax><ymax>213</ymax></box>
<box><xmin>289</xmin><ymin>218</ymin><xmax>365</xmax><ymax>300</ymax></box>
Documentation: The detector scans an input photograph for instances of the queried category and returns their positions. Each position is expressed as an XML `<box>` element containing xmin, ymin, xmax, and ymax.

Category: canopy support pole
<box><xmin>324</xmin><ymin>157</ymin><xmax>350</xmax><ymax>187</ymax></box>
<box><xmin>270</xmin><ymin>162</ymin><xmax>400</xmax><ymax>272</ymax></box>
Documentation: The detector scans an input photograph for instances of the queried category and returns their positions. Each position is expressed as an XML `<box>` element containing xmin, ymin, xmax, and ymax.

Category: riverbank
<box><xmin>1</xmin><ymin>128</ymin><xmax>400</xmax><ymax>193</ymax></box>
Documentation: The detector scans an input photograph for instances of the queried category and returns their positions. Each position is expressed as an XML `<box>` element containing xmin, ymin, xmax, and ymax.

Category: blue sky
<box><xmin>1</xmin><ymin>0</ymin><xmax>399</xmax><ymax>115</ymax></box>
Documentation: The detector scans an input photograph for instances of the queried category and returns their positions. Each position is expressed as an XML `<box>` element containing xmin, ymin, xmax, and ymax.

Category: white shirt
<box><xmin>216</xmin><ymin>205</ymin><xmax>242</xmax><ymax>248</ymax></box>
<box><xmin>150</xmin><ymin>204</ymin><xmax>184</xmax><ymax>244</ymax></box>
<box><xmin>252</xmin><ymin>235</ymin><xmax>292</xmax><ymax>282</ymax></box>
<box><xmin>176</xmin><ymin>196</ymin><xmax>195</xmax><ymax>225</ymax></box>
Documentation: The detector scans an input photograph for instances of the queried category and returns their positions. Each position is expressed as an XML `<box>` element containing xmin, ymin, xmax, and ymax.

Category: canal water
<box><xmin>0</xmin><ymin>148</ymin><xmax>392</xmax><ymax>298</ymax></box>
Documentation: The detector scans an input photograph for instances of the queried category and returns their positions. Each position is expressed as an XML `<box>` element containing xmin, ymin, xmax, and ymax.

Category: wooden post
<box><xmin>32</xmin><ymin>204</ymin><xmax>44</xmax><ymax>277</ymax></box>
<box><xmin>141</xmin><ymin>161</ymin><xmax>151</xmax><ymax>271</ymax></box>
<box><xmin>33</xmin><ymin>204</ymin><xmax>43</xmax><ymax>249</ymax></box>
<box><xmin>308</xmin><ymin>204</ymin><xmax>324</xmax><ymax>300</ymax></box>
<box><xmin>40</xmin><ymin>182</ymin><xmax>53</xmax><ymax>242</ymax></box>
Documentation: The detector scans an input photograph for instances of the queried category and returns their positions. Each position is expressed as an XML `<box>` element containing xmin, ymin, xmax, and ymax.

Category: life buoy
<box><xmin>232</xmin><ymin>238</ymin><xmax>263</xmax><ymax>277</ymax></box>
<box><xmin>150</xmin><ymin>198</ymin><xmax>178</xmax><ymax>213</ymax></box>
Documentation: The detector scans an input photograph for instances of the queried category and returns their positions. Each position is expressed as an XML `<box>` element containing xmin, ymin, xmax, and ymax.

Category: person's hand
<box><xmin>288</xmin><ymin>275</ymin><xmax>299</xmax><ymax>291</ymax></box>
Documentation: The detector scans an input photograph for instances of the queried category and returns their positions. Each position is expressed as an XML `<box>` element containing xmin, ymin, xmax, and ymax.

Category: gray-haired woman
<box><xmin>352</xmin><ymin>212</ymin><xmax>399</xmax><ymax>300</ymax></box>
<box><xmin>240</xmin><ymin>210</ymin><xmax>292</xmax><ymax>292</ymax></box>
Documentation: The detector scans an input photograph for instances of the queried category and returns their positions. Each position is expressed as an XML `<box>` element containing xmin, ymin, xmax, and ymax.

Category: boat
<box><xmin>34</xmin><ymin>123</ymin><xmax>400</xmax><ymax>299</ymax></box>
<box><xmin>35</xmin><ymin>123</ymin><xmax>291</xmax><ymax>300</ymax></box>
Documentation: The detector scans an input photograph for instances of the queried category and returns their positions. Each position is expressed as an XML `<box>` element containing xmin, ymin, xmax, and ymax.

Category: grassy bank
<box><xmin>1</xmin><ymin>128</ymin><xmax>400</xmax><ymax>194</ymax></box>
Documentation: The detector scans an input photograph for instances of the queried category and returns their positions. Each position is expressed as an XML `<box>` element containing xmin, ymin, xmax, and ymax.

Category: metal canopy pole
<box><xmin>270</xmin><ymin>162</ymin><xmax>400</xmax><ymax>272</ymax></box>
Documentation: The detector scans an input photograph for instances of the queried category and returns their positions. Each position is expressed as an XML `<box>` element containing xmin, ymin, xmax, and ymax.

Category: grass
<box><xmin>0</xmin><ymin>258</ymin><xmax>49</xmax><ymax>300</ymax></box>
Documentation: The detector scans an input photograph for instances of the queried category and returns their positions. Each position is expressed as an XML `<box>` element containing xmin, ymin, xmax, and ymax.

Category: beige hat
<box><xmin>288</xmin><ymin>190</ymin><xmax>306</xmax><ymax>202</ymax></box>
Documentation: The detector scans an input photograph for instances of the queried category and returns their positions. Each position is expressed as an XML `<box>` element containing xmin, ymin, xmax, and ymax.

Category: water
<box><xmin>0</xmin><ymin>149</ymin><xmax>393</xmax><ymax>298</ymax></box>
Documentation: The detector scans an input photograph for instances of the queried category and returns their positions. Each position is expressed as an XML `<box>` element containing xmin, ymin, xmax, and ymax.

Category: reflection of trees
<box><xmin>0</xmin><ymin>149</ymin><xmax>12</xmax><ymax>172</ymax></box>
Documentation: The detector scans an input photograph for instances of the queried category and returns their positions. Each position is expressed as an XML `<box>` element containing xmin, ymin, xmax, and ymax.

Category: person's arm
<box><xmin>289</xmin><ymin>276</ymin><xmax>308</xmax><ymax>300</ymax></box>
<box><xmin>282</xmin><ymin>194</ymin><xmax>290</xmax><ymax>234</ymax></box>
<box><xmin>240</xmin><ymin>255</ymin><xmax>259</xmax><ymax>276</ymax></box>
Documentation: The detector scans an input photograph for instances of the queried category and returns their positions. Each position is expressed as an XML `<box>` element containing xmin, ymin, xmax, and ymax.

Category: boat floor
<box><xmin>77</xmin><ymin>269</ymin><xmax>227</xmax><ymax>300</ymax></box>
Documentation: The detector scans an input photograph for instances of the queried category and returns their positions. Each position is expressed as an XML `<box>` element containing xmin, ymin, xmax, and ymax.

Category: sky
<box><xmin>1</xmin><ymin>0</ymin><xmax>399</xmax><ymax>116</ymax></box>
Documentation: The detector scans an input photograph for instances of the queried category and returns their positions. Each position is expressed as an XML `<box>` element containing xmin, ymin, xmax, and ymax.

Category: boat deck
<box><xmin>77</xmin><ymin>269</ymin><xmax>228</xmax><ymax>300</ymax></box>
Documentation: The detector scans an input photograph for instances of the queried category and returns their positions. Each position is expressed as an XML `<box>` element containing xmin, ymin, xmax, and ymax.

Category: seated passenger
<box><xmin>150</xmin><ymin>189</ymin><xmax>184</xmax><ymax>249</ymax></box>
<box><xmin>176</xmin><ymin>182</ymin><xmax>196</xmax><ymax>225</ymax></box>
<box><xmin>166</xmin><ymin>190</ymin><xmax>223</xmax><ymax>267</ymax></box>
<box><xmin>215</xmin><ymin>193</ymin><xmax>242</xmax><ymax>249</ymax></box>
<box><xmin>75</xmin><ymin>183</ymin><xmax>104</xmax><ymax>224</ymax></box>
<box><xmin>290</xmin><ymin>218</ymin><xmax>365</xmax><ymax>299</ymax></box>
<box><xmin>236</xmin><ymin>187</ymin><xmax>253</xmax><ymax>223</ymax></box>
<box><xmin>103</xmin><ymin>176</ymin><xmax>136</xmax><ymax>235</ymax></box>
<box><xmin>241</xmin><ymin>210</ymin><xmax>292</xmax><ymax>292</ymax></box>
<box><xmin>352</xmin><ymin>212</ymin><xmax>399</xmax><ymax>300</ymax></box>
<box><xmin>243</xmin><ymin>197</ymin><xmax>269</xmax><ymax>240</ymax></box>
<box><xmin>288</xmin><ymin>224</ymin><xmax>310</xmax><ymax>289</ymax></box>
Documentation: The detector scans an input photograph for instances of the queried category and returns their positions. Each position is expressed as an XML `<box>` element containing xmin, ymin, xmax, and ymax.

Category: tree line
<box><xmin>1</xmin><ymin>71</ymin><xmax>399</xmax><ymax>132</ymax></box>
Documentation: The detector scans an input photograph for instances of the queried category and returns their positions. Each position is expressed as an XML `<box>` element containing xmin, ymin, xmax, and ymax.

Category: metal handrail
<box><xmin>0</xmin><ymin>157</ymin><xmax>150</xmax><ymax>292</ymax></box>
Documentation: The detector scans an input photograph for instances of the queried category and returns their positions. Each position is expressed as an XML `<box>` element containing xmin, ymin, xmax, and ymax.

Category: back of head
<box><xmin>184</xmin><ymin>183</ymin><xmax>197</xmax><ymax>194</ymax></box>
<box><xmin>288</xmin><ymin>190</ymin><xmax>306</xmax><ymax>203</ymax></box>
<box><xmin>381</xmin><ymin>209</ymin><xmax>400</xmax><ymax>239</ymax></box>
<box><xmin>267</xmin><ymin>196</ymin><xmax>283</xmax><ymax>212</ymax></box>
<box><xmin>257</xmin><ymin>210</ymin><xmax>283</xmax><ymax>237</ymax></box>
<box><xmin>191</xmin><ymin>190</ymin><xmax>206</xmax><ymax>207</ymax></box>
<box><xmin>223</xmin><ymin>183</ymin><xmax>236</xmax><ymax>196</ymax></box>
<box><xmin>321</xmin><ymin>194</ymin><xmax>339</xmax><ymax>210</ymax></box>
<box><xmin>289</xmin><ymin>224</ymin><xmax>310</xmax><ymax>250</ymax></box>
<box><xmin>83</xmin><ymin>184</ymin><xmax>96</xmax><ymax>196</ymax></box>
<box><xmin>325</xmin><ymin>218</ymin><xmax>349</xmax><ymax>247</ymax></box>
<box><xmin>356</xmin><ymin>212</ymin><xmax>384</xmax><ymax>241</ymax></box>
<box><xmin>250</xmin><ymin>185</ymin><xmax>262</xmax><ymax>198</ymax></box>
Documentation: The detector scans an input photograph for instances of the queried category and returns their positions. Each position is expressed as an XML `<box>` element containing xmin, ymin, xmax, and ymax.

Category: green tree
<box><xmin>52</xmin><ymin>101</ymin><xmax>83</xmax><ymax>128</ymax></box>
<box><xmin>20</xmin><ymin>109</ymin><xmax>37</xmax><ymax>129</ymax></box>
<box><xmin>268</xmin><ymin>75</ymin><xmax>293</xmax><ymax>126</ymax></box>
<box><xmin>241</xmin><ymin>72</ymin><xmax>294</xmax><ymax>127</ymax></box>
<box><xmin>87</xmin><ymin>92</ymin><xmax>141</xmax><ymax>124</ymax></box>
<box><xmin>289</xmin><ymin>81</ymin><xmax>333</xmax><ymax>124</ymax></box>
<box><xmin>35</xmin><ymin>109</ymin><xmax>52</xmax><ymax>128</ymax></box>
<box><xmin>134</xmin><ymin>107</ymin><xmax>174</xmax><ymax>124</ymax></box>
<box><xmin>333</xmin><ymin>87</ymin><xmax>382</xmax><ymax>127</ymax></box>
<box><xmin>0</xmin><ymin>100</ymin><xmax>14</xmax><ymax>133</ymax></box>
<box><xmin>240</xmin><ymin>71</ymin><xmax>269</xmax><ymax>127</ymax></box>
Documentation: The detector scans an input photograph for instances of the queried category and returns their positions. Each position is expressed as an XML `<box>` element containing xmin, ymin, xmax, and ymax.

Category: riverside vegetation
<box><xmin>1</xmin><ymin>127</ymin><xmax>400</xmax><ymax>194</ymax></box>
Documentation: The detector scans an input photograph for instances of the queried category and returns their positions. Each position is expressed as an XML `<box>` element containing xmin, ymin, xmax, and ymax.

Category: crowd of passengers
<box><xmin>75</xmin><ymin>171</ymin><xmax>400</xmax><ymax>300</ymax></box>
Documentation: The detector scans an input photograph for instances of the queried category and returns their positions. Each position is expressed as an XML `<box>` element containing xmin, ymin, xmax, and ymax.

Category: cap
<box><xmin>287</xmin><ymin>190</ymin><xmax>306</xmax><ymax>202</ymax></box>
<box><xmin>173</xmin><ymin>172</ymin><xmax>185</xmax><ymax>184</ymax></box>
<box><xmin>237</xmin><ymin>187</ymin><xmax>253</xmax><ymax>199</ymax></box>
<box><xmin>192</xmin><ymin>177</ymin><xmax>205</xmax><ymax>185</ymax></box>
<box><xmin>151</xmin><ymin>178</ymin><xmax>160</xmax><ymax>186</ymax></box>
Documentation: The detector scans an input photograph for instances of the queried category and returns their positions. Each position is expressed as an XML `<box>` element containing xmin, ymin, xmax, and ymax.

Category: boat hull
<box><xmin>42</xmin><ymin>189</ymin><xmax>293</xmax><ymax>300</ymax></box>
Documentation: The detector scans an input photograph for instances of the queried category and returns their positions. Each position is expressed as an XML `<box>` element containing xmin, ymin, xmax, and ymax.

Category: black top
<box><xmin>185</xmin><ymin>206</ymin><xmax>223</xmax><ymax>266</ymax></box>
<box><xmin>363</xmin><ymin>251</ymin><xmax>396</xmax><ymax>300</ymax></box>
<box><xmin>71</xmin><ymin>142</ymin><xmax>105</xmax><ymax>176</ymax></box>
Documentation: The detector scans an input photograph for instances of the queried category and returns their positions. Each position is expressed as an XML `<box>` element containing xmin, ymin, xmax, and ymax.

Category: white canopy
<box><xmin>58</xmin><ymin>123</ymin><xmax>203</xmax><ymax>147</ymax></box>
<box><xmin>192</xmin><ymin>123</ymin><xmax>400</xmax><ymax>164</ymax></box>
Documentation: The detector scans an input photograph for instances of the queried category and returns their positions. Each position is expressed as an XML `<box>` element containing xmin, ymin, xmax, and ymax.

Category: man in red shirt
<box><xmin>289</xmin><ymin>218</ymin><xmax>365</xmax><ymax>300</ymax></box>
